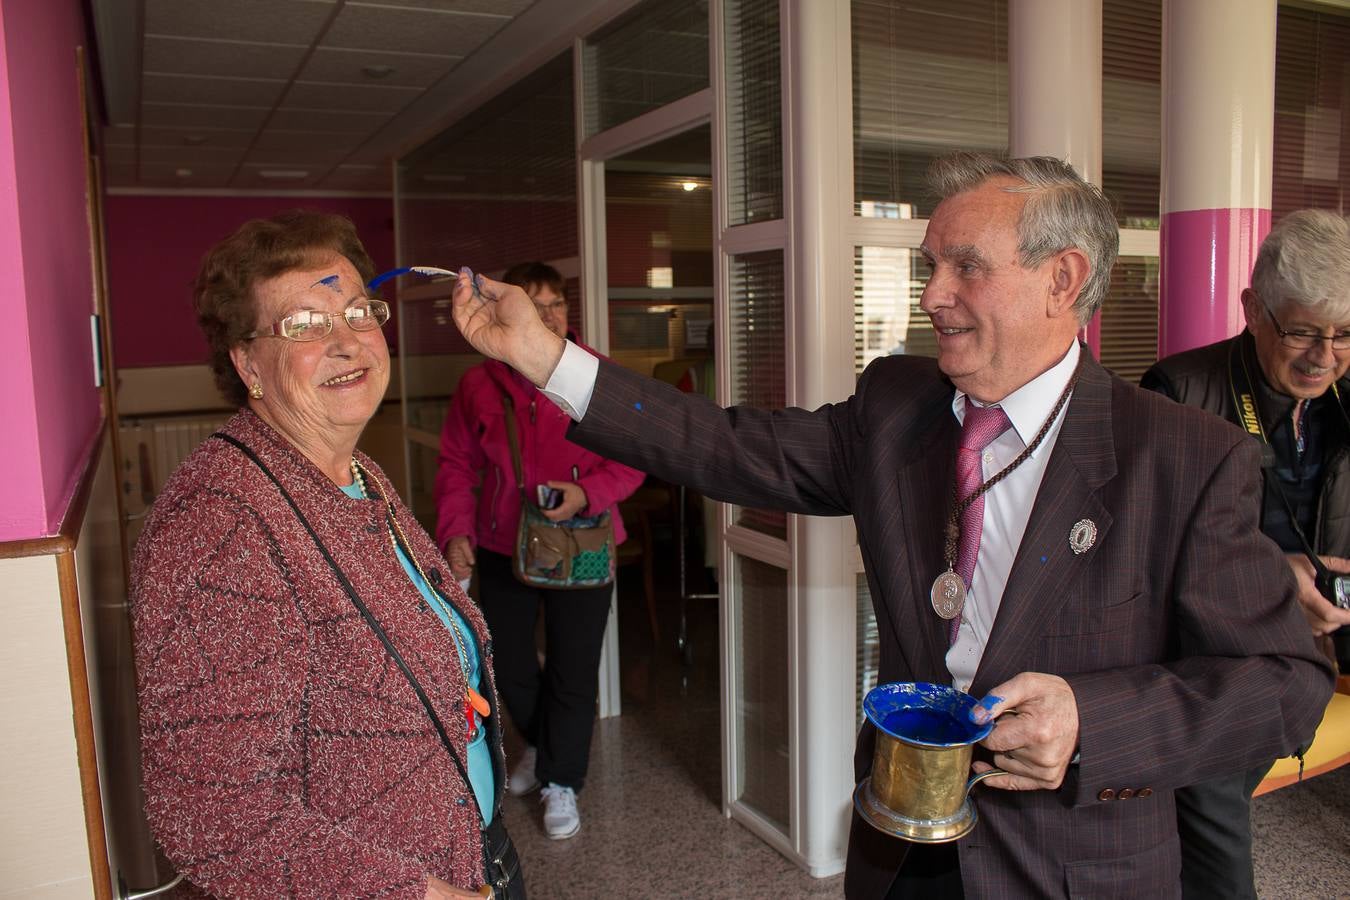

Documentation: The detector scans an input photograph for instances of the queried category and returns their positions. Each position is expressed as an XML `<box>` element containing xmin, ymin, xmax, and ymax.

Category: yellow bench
<box><xmin>1254</xmin><ymin>680</ymin><xmax>1350</xmax><ymax>796</ymax></box>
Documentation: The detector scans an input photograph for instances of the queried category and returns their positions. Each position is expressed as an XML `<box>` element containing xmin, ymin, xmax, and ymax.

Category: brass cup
<box><xmin>853</xmin><ymin>682</ymin><xmax>1005</xmax><ymax>843</ymax></box>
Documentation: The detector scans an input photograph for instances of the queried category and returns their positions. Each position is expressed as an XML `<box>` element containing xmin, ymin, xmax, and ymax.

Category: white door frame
<box><xmin>573</xmin><ymin>42</ymin><xmax>715</xmax><ymax>717</ymax></box>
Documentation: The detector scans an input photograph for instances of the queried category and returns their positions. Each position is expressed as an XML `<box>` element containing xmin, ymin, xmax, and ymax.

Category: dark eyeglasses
<box><xmin>1266</xmin><ymin>307</ymin><xmax>1350</xmax><ymax>352</ymax></box>
<box><xmin>534</xmin><ymin>298</ymin><xmax>568</xmax><ymax>315</ymax></box>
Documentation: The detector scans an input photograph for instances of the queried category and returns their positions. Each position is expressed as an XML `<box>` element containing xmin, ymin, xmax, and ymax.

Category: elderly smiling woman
<box><xmin>130</xmin><ymin>211</ymin><xmax>523</xmax><ymax>899</ymax></box>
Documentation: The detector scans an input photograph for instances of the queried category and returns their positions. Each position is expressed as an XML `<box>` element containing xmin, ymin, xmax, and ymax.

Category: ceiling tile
<box><xmin>140</xmin><ymin>162</ymin><xmax>237</xmax><ymax>188</ymax></box>
<box><xmin>268</xmin><ymin>107</ymin><xmax>393</xmax><ymax>133</ymax></box>
<box><xmin>352</xmin><ymin>0</ymin><xmax>532</xmax><ymax>14</ymax></box>
<box><xmin>145</xmin><ymin>0</ymin><xmax>336</xmax><ymax>46</ymax></box>
<box><xmin>104</xmin><ymin>145</ymin><xmax>137</xmax><ymax>166</ymax></box>
<box><xmin>341</xmin><ymin>142</ymin><xmax>396</xmax><ymax>165</ymax></box>
<box><xmin>139</xmin><ymin>126</ymin><xmax>256</xmax><ymax>149</ymax></box>
<box><xmin>300</xmin><ymin>47</ymin><xmax>459</xmax><ymax>88</ymax></box>
<box><xmin>317</xmin><ymin>163</ymin><xmax>393</xmax><ymax>192</ymax></box>
<box><xmin>286</xmin><ymin>81</ymin><xmax>421</xmax><ymax>113</ymax></box>
<box><xmin>323</xmin><ymin>4</ymin><xmax>508</xmax><ymax>55</ymax></box>
<box><xmin>104</xmin><ymin>125</ymin><xmax>137</xmax><ymax>146</ymax></box>
<box><xmin>243</xmin><ymin>145</ymin><xmax>351</xmax><ymax>167</ymax></box>
<box><xmin>143</xmin><ymin>72</ymin><xmax>288</xmax><ymax>107</ymax></box>
<box><xmin>139</xmin><ymin>145</ymin><xmax>248</xmax><ymax>166</ymax></box>
<box><xmin>144</xmin><ymin>35</ymin><xmax>308</xmax><ymax>80</ymax></box>
<box><xmin>141</xmin><ymin>102</ymin><xmax>271</xmax><ymax>130</ymax></box>
<box><xmin>104</xmin><ymin>163</ymin><xmax>139</xmax><ymax>186</ymax></box>
<box><xmin>234</xmin><ymin>164</ymin><xmax>326</xmax><ymax>189</ymax></box>
<box><xmin>253</xmin><ymin>129</ymin><xmax>362</xmax><ymax>152</ymax></box>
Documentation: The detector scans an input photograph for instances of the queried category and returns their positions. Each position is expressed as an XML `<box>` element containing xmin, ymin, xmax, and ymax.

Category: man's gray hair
<box><xmin>927</xmin><ymin>152</ymin><xmax>1120</xmax><ymax>325</ymax></box>
<box><xmin>1251</xmin><ymin>209</ymin><xmax>1350</xmax><ymax>322</ymax></box>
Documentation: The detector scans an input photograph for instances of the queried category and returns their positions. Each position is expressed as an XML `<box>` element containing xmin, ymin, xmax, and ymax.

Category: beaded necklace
<box><xmin>350</xmin><ymin>459</ymin><xmax>491</xmax><ymax>740</ymax></box>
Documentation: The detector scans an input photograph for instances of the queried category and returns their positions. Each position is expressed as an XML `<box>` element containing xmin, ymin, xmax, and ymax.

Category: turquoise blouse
<box><xmin>340</xmin><ymin>481</ymin><xmax>495</xmax><ymax>825</ymax></box>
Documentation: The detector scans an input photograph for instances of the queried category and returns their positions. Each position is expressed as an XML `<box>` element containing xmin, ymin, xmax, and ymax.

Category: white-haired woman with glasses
<box><xmin>130</xmin><ymin>211</ymin><xmax>523</xmax><ymax>899</ymax></box>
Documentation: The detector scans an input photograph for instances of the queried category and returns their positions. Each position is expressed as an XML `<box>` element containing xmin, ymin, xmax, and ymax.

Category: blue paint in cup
<box><xmin>863</xmin><ymin>682</ymin><xmax>993</xmax><ymax>748</ymax></box>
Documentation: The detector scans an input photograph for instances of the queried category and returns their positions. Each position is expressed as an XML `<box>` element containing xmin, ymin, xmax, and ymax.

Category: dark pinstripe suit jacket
<box><xmin>570</xmin><ymin>350</ymin><xmax>1333</xmax><ymax>899</ymax></box>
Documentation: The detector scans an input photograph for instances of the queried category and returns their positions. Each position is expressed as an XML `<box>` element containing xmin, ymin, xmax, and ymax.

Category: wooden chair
<box><xmin>616</xmin><ymin>484</ymin><xmax>673</xmax><ymax>646</ymax></box>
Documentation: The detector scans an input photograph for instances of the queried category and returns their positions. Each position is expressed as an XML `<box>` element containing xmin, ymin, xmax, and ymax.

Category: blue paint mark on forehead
<box><xmin>314</xmin><ymin>274</ymin><xmax>342</xmax><ymax>292</ymax></box>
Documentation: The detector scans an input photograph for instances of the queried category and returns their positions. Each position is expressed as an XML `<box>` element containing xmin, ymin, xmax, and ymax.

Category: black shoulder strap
<box><xmin>497</xmin><ymin>390</ymin><xmax>526</xmax><ymax>492</ymax></box>
<box><xmin>211</xmin><ymin>433</ymin><xmax>480</xmax><ymax>819</ymax></box>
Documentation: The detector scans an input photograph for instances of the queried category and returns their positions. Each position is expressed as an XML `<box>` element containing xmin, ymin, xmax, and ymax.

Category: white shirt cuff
<box><xmin>541</xmin><ymin>340</ymin><xmax>599</xmax><ymax>421</ymax></box>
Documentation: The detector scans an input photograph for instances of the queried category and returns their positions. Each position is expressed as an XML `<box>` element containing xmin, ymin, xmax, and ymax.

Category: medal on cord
<box><xmin>352</xmin><ymin>460</ymin><xmax>490</xmax><ymax>740</ymax></box>
<box><xmin>930</xmin><ymin>370</ymin><xmax>1080</xmax><ymax>621</ymax></box>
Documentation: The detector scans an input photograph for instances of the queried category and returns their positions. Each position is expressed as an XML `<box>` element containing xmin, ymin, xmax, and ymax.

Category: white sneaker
<box><xmin>508</xmin><ymin>746</ymin><xmax>540</xmax><ymax>796</ymax></box>
<box><xmin>540</xmin><ymin>783</ymin><xmax>580</xmax><ymax>839</ymax></box>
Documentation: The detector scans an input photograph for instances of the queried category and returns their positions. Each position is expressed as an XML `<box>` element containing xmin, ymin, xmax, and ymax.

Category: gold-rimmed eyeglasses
<box><xmin>244</xmin><ymin>298</ymin><xmax>391</xmax><ymax>342</ymax></box>
<box><xmin>1266</xmin><ymin>306</ymin><xmax>1350</xmax><ymax>352</ymax></box>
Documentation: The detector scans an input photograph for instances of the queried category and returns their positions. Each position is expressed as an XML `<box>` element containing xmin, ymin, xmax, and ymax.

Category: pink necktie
<box><xmin>952</xmin><ymin>404</ymin><xmax>1012</xmax><ymax>644</ymax></box>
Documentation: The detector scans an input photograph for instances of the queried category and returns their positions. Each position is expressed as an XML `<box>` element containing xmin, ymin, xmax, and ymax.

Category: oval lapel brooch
<box><xmin>1069</xmin><ymin>519</ymin><xmax>1097</xmax><ymax>555</ymax></box>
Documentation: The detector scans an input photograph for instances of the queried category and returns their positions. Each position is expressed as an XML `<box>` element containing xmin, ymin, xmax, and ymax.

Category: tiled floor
<box><xmin>499</xmin><ymin>544</ymin><xmax>1350</xmax><ymax>899</ymax></box>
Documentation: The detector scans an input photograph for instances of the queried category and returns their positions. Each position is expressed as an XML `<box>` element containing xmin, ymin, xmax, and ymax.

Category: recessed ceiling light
<box><xmin>182</xmin><ymin>135</ymin><xmax>207</xmax><ymax>146</ymax></box>
<box><xmin>257</xmin><ymin>169</ymin><xmax>310</xmax><ymax>180</ymax></box>
<box><xmin>362</xmin><ymin>64</ymin><xmax>395</xmax><ymax>79</ymax></box>
<box><xmin>681</xmin><ymin>180</ymin><xmax>699</xmax><ymax>192</ymax></box>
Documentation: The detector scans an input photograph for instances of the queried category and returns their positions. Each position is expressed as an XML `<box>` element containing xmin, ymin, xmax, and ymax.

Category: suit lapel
<box><xmin>972</xmin><ymin>355</ymin><xmax>1118</xmax><ymax>692</ymax></box>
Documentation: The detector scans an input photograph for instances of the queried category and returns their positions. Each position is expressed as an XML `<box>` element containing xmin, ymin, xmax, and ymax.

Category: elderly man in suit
<box><xmin>449</xmin><ymin>152</ymin><xmax>1332</xmax><ymax>899</ymax></box>
<box><xmin>1142</xmin><ymin>209</ymin><xmax>1350</xmax><ymax>899</ymax></box>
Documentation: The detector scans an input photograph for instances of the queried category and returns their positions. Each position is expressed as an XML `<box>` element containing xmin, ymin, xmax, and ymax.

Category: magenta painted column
<box><xmin>1159</xmin><ymin>0</ymin><xmax>1276</xmax><ymax>357</ymax></box>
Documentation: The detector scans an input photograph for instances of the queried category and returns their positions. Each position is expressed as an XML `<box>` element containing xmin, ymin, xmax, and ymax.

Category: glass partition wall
<box><xmin>394</xmin><ymin>54</ymin><xmax>581</xmax><ymax>536</ymax></box>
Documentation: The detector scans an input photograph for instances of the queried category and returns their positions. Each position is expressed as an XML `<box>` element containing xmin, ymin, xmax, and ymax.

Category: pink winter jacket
<box><xmin>434</xmin><ymin>350</ymin><xmax>645</xmax><ymax>557</ymax></box>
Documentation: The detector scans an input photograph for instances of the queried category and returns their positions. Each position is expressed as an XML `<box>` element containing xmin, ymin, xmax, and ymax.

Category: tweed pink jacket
<box><xmin>131</xmin><ymin>410</ymin><xmax>503</xmax><ymax>898</ymax></box>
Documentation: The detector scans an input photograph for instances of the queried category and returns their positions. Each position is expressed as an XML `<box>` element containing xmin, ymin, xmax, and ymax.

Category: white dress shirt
<box><xmin>945</xmin><ymin>341</ymin><xmax>1078</xmax><ymax>691</ymax></box>
<box><xmin>541</xmin><ymin>339</ymin><xmax>1080</xmax><ymax>691</ymax></box>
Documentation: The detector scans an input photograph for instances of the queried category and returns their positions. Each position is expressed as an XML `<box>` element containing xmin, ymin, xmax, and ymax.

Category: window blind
<box><xmin>1096</xmin><ymin>255</ymin><xmax>1160</xmax><ymax>384</ymax></box>
<box><xmin>1273</xmin><ymin>4</ymin><xmax>1350</xmax><ymax>219</ymax></box>
<box><xmin>1102</xmin><ymin>0</ymin><xmax>1161</xmax><ymax>228</ymax></box>
<box><xmin>729</xmin><ymin>250</ymin><xmax>787</xmax><ymax>539</ymax></box>
<box><xmin>725</xmin><ymin>0</ymin><xmax>783</xmax><ymax>225</ymax></box>
<box><xmin>852</xmin><ymin>0</ymin><xmax>1009</xmax><ymax>219</ymax></box>
<box><xmin>853</xmin><ymin>246</ymin><xmax>935</xmax><ymax>377</ymax></box>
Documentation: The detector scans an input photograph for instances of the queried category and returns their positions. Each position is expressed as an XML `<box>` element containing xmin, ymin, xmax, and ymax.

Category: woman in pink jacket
<box><xmin>434</xmin><ymin>262</ymin><xmax>644</xmax><ymax>840</ymax></box>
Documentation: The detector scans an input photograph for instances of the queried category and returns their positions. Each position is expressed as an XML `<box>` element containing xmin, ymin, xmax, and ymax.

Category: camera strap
<box><xmin>1226</xmin><ymin>339</ymin><xmax>1330</xmax><ymax>574</ymax></box>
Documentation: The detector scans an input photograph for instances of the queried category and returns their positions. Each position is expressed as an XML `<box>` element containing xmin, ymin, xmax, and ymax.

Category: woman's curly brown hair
<box><xmin>194</xmin><ymin>210</ymin><xmax>376</xmax><ymax>406</ymax></box>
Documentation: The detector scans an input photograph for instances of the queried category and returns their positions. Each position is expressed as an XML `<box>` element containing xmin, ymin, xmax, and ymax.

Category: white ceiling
<box><xmin>94</xmin><ymin>0</ymin><xmax>626</xmax><ymax>193</ymax></box>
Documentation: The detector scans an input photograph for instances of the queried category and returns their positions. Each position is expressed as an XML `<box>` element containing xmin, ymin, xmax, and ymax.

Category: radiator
<box><xmin>119</xmin><ymin>414</ymin><xmax>230</xmax><ymax>522</ymax></box>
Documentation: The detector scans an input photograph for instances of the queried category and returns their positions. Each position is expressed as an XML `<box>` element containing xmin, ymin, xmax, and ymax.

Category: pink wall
<box><xmin>0</xmin><ymin>0</ymin><xmax>101</xmax><ymax>541</ymax></box>
<box><xmin>105</xmin><ymin>196</ymin><xmax>395</xmax><ymax>368</ymax></box>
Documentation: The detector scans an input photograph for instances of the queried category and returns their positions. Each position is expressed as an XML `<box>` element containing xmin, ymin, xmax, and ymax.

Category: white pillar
<box><xmin>1158</xmin><ymin>0</ymin><xmax>1275</xmax><ymax>355</ymax></box>
<box><xmin>1009</xmin><ymin>0</ymin><xmax>1102</xmax><ymax>184</ymax></box>
<box><xmin>783</xmin><ymin>0</ymin><xmax>857</xmax><ymax>876</ymax></box>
